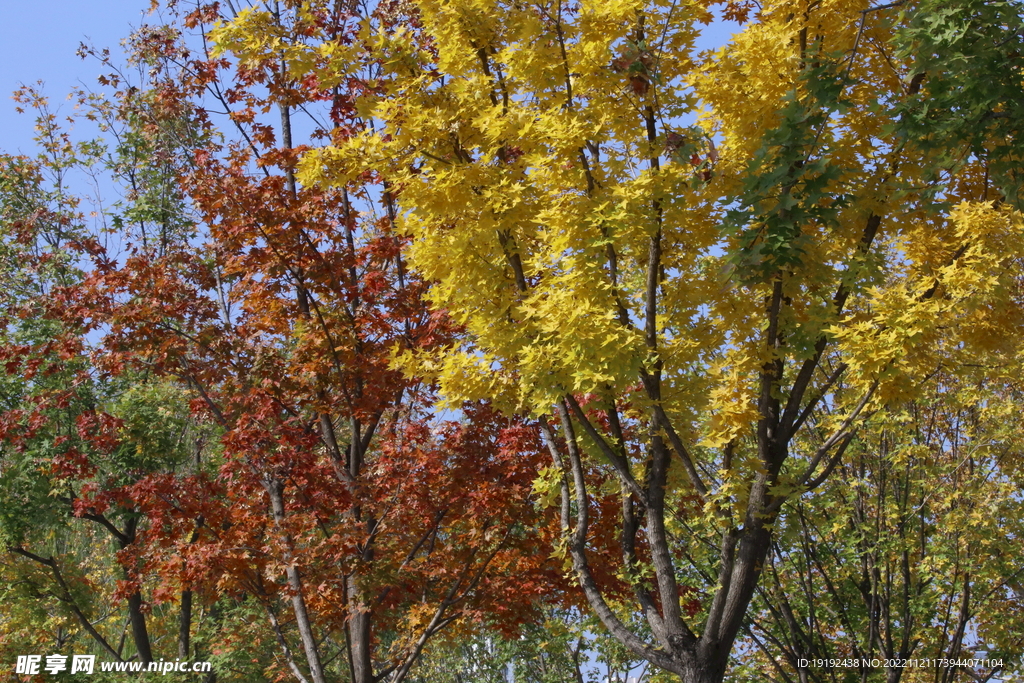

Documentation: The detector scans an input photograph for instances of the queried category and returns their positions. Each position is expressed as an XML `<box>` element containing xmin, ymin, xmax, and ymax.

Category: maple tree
<box><xmin>20</xmin><ymin>4</ymin><xmax>568</xmax><ymax>683</ymax></box>
<box><xmin>0</xmin><ymin>138</ymin><xmax>139</xmax><ymax>665</ymax></box>
<box><xmin>264</xmin><ymin>0</ymin><xmax>1024</xmax><ymax>680</ymax></box>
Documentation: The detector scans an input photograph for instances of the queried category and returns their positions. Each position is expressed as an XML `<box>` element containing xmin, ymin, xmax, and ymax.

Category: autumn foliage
<box><xmin>2</xmin><ymin>4</ymin><xmax>571</xmax><ymax>682</ymax></box>
<box><xmin>2</xmin><ymin>1</ymin><xmax>1024</xmax><ymax>683</ymax></box>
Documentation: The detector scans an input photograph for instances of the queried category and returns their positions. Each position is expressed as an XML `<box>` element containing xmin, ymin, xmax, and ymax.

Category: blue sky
<box><xmin>0</xmin><ymin>2</ymin><xmax>738</xmax><ymax>158</ymax></box>
<box><xmin>0</xmin><ymin>2</ymin><xmax>738</xmax><ymax>159</ymax></box>
<box><xmin>0</xmin><ymin>0</ymin><xmax>151</xmax><ymax>155</ymax></box>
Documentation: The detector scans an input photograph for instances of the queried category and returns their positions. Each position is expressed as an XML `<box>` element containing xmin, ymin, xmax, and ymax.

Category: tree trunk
<box><xmin>266</xmin><ymin>477</ymin><xmax>328</xmax><ymax>683</ymax></box>
<box><xmin>119</xmin><ymin>518</ymin><xmax>154</xmax><ymax>665</ymax></box>
<box><xmin>179</xmin><ymin>588</ymin><xmax>193</xmax><ymax>659</ymax></box>
<box><xmin>348</xmin><ymin>598</ymin><xmax>373</xmax><ymax>683</ymax></box>
<box><xmin>126</xmin><ymin>584</ymin><xmax>154</xmax><ymax>664</ymax></box>
<box><xmin>683</xmin><ymin>658</ymin><xmax>731</xmax><ymax>683</ymax></box>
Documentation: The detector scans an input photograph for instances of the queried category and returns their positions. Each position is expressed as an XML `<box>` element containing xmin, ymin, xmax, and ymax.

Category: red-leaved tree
<box><xmin>52</xmin><ymin>3</ymin><xmax>569</xmax><ymax>681</ymax></box>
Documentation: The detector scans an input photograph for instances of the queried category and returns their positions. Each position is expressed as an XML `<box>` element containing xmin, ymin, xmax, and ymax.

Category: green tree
<box><xmin>0</xmin><ymin>87</ymin><xmax>217</xmax><ymax>674</ymax></box>
<box><xmin>739</xmin><ymin>376</ymin><xmax>1024</xmax><ymax>683</ymax></box>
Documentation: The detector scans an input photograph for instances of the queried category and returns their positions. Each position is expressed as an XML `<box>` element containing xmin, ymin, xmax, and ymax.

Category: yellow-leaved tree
<box><xmin>214</xmin><ymin>0</ymin><xmax>1024</xmax><ymax>681</ymax></box>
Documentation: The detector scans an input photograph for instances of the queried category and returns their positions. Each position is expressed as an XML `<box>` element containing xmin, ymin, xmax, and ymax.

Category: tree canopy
<box><xmin>2</xmin><ymin>1</ymin><xmax>1023</xmax><ymax>682</ymax></box>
